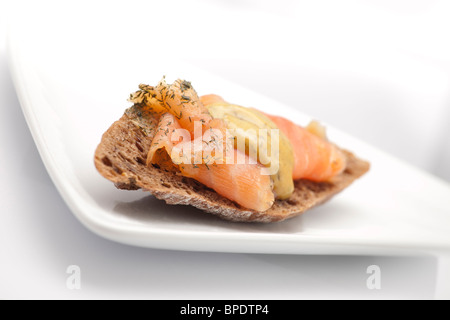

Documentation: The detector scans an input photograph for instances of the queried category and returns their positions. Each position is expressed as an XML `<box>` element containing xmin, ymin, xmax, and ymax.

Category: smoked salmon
<box><xmin>266</xmin><ymin>115</ymin><xmax>346</xmax><ymax>181</ymax></box>
<box><xmin>134</xmin><ymin>79</ymin><xmax>347</xmax><ymax>212</ymax></box>
<box><xmin>200</xmin><ymin>94</ymin><xmax>347</xmax><ymax>182</ymax></box>
<box><xmin>147</xmin><ymin>112</ymin><xmax>275</xmax><ymax>212</ymax></box>
<box><xmin>142</xmin><ymin>80</ymin><xmax>274</xmax><ymax>211</ymax></box>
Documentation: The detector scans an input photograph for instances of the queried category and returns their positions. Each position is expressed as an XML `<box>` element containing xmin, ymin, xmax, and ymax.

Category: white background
<box><xmin>1</xmin><ymin>0</ymin><xmax>450</xmax><ymax>299</ymax></box>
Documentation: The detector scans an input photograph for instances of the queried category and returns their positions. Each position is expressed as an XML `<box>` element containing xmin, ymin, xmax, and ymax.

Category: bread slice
<box><xmin>94</xmin><ymin>105</ymin><xmax>370</xmax><ymax>222</ymax></box>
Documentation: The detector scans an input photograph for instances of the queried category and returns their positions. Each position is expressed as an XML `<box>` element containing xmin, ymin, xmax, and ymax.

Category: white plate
<box><xmin>7</xmin><ymin>2</ymin><xmax>450</xmax><ymax>255</ymax></box>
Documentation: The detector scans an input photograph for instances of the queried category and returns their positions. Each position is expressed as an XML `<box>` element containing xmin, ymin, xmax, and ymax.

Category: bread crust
<box><xmin>94</xmin><ymin>107</ymin><xmax>370</xmax><ymax>222</ymax></box>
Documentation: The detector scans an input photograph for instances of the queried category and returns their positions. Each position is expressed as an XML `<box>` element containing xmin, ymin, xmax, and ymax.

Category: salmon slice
<box><xmin>130</xmin><ymin>79</ymin><xmax>216</xmax><ymax>135</ymax></box>
<box><xmin>148</xmin><ymin>113</ymin><xmax>275</xmax><ymax>212</ymax></box>
<box><xmin>128</xmin><ymin>84</ymin><xmax>169</xmax><ymax>116</ymax></box>
<box><xmin>157</xmin><ymin>79</ymin><xmax>213</xmax><ymax>134</ymax></box>
<box><xmin>147</xmin><ymin>112</ymin><xmax>188</xmax><ymax>171</ymax></box>
<box><xmin>200</xmin><ymin>94</ymin><xmax>225</xmax><ymax>107</ymax></box>
<box><xmin>181</xmin><ymin>160</ymin><xmax>274</xmax><ymax>212</ymax></box>
<box><xmin>200</xmin><ymin>94</ymin><xmax>347</xmax><ymax>182</ymax></box>
<box><xmin>266</xmin><ymin>115</ymin><xmax>346</xmax><ymax>181</ymax></box>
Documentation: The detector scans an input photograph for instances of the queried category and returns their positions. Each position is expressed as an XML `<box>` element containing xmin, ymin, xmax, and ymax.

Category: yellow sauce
<box><xmin>207</xmin><ymin>103</ymin><xmax>295</xmax><ymax>199</ymax></box>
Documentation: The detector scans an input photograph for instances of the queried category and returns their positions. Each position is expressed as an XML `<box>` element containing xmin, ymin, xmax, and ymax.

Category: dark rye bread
<box><xmin>94</xmin><ymin>107</ymin><xmax>370</xmax><ymax>222</ymax></box>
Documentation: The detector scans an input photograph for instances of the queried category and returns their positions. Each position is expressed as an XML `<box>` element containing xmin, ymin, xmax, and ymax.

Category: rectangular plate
<box><xmin>7</xmin><ymin>3</ymin><xmax>450</xmax><ymax>255</ymax></box>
